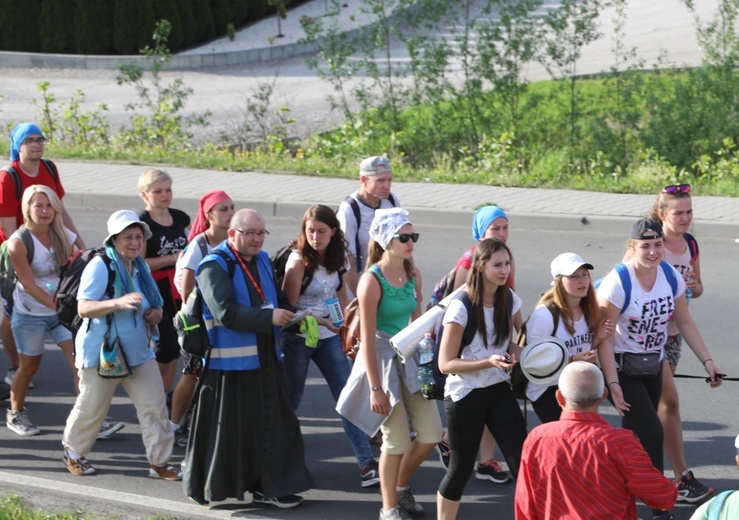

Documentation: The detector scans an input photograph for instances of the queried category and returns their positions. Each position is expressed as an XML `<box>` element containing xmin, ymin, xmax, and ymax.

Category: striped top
<box><xmin>515</xmin><ymin>411</ymin><xmax>677</xmax><ymax>519</ymax></box>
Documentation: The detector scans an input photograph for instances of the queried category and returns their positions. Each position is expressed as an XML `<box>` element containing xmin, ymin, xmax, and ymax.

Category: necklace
<box><xmin>380</xmin><ymin>265</ymin><xmax>405</xmax><ymax>282</ymax></box>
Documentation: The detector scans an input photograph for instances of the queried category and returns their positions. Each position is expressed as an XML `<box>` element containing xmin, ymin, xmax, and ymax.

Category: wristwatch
<box><xmin>371</xmin><ymin>386</ymin><xmax>381</xmax><ymax>392</ymax></box>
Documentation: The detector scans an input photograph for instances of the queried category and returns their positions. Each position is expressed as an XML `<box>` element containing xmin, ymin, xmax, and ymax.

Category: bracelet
<box><xmin>703</xmin><ymin>358</ymin><xmax>713</xmax><ymax>366</ymax></box>
<box><xmin>607</xmin><ymin>381</ymin><xmax>620</xmax><ymax>387</ymax></box>
<box><xmin>371</xmin><ymin>386</ymin><xmax>381</xmax><ymax>392</ymax></box>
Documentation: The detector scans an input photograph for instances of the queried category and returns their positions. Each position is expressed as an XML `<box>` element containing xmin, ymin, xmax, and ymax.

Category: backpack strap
<box><xmin>17</xmin><ymin>225</ymin><xmax>35</xmax><ymax>266</ymax></box>
<box><xmin>42</xmin><ymin>159</ymin><xmax>60</xmax><ymax>187</ymax></box>
<box><xmin>345</xmin><ymin>196</ymin><xmax>362</xmax><ymax>272</ymax></box>
<box><xmin>659</xmin><ymin>260</ymin><xmax>678</xmax><ymax>297</ymax></box>
<box><xmin>683</xmin><ymin>232</ymin><xmax>699</xmax><ymax>265</ymax></box>
<box><xmin>456</xmin><ymin>291</ymin><xmax>478</xmax><ymax>349</ymax></box>
<box><xmin>388</xmin><ymin>193</ymin><xmax>397</xmax><ymax>207</ymax></box>
<box><xmin>194</xmin><ymin>233</ymin><xmax>209</xmax><ymax>259</ymax></box>
<box><xmin>3</xmin><ymin>160</ymin><xmax>60</xmax><ymax>201</ymax></box>
<box><xmin>212</xmin><ymin>249</ymin><xmax>236</xmax><ymax>279</ymax></box>
<box><xmin>613</xmin><ymin>263</ymin><xmax>632</xmax><ymax>314</ymax></box>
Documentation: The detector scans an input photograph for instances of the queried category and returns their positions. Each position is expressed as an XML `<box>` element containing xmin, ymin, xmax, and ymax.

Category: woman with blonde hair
<box><xmin>6</xmin><ymin>185</ymin><xmax>76</xmax><ymax>436</ymax></box>
<box><xmin>524</xmin><ymin>252</ymin><xmax>612</xmax><ymax>423</ymax></box>
<box><xmin>137</xmin><ymin>169</ymin><xmax>190</xmax><ymax>409</ymax></box>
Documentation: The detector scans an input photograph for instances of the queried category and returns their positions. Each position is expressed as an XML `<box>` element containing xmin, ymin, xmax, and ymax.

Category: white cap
<box><xmin>104</xmin><ymin>210</ymin><xmax>152</xmax><ymax>246</ymax></box>
<box><xmin>520</xmin><ymin>336</ymin><xmax>569</xmax><ymax>386</ymax></box>
<box><xmin>550</xmin><ymin>252</ymin><xmax>594</xmax><ymax>279</ymax></box>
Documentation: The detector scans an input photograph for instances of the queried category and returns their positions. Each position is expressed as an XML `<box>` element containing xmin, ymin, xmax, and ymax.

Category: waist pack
<box><xmin>619</xmin><ymin>351</ymin><xmax>661</xmax><ymax>379</ymax></box>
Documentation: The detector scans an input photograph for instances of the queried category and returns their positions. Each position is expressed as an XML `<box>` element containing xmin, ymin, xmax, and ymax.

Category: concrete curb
<box><xmin>61</xmin><ymin>192</ymin><xmax>739</xmax><ymax>240</ymax></box>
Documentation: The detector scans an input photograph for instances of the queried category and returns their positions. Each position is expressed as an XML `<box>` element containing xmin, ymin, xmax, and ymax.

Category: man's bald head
<box><xmin>557</xmin><ymin>361</ymin><xmax>606</xmax><ymax>411</ymax></box>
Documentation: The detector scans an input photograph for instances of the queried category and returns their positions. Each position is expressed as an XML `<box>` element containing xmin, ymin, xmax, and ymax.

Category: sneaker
<box><xmin>6</xmin><ymin>408</ymin><xmax>40</xmax><ymax>436</ymax></box>
<box><xmin>149</xmin><ymin>464</ymin><xmax>183</xmax><ymax>481</ymax></box>
<box><xmin>397</xmin><ymin>487</ymin><xmax>424</xmax><ymax>518</ymax></box>
<box><xmin>252</xmin><ymin>490</ymin><xmax>303</xmax><ymax>509</ymax></box>
<box><xmin>379</xmin><ymin>506</ymin><xmax>413</xmax><ymax>519</ymax></box>
<box><xmin>360</xmin><ymin>459</ymin><xmax>381</xmax><ymax>487</ymax></box>
<box><xmin>0</xmin><ymin>382</ymin><xmax>9</xmax><ymax>401</ymax></box>
<box><xmin>436</xmin><ymin>441</ymin><xmax>450</xmax><ymax>470</ymax></box>
<box><xmin>63</xmin><ymin>450</ymin><xmax>97</xmax><ymax>476</ymax></box>
<box><xmin>652</xmin><ymin>513</ymin><xmax>675</xmax><ymax>520</ymax></box>
<box><xmin>188</xmin><ymin>495</ymin><xmax>209</xmax><ymax>506</ymax></box>
<box><xmin>174</xmin><ymin>425</ymin><xmax>189</xmax><ymax>448</ymax></box>
<box><xmin>475</xmin><ymin>459</ymin><xmax>512</xmax><ymax>484</ymax></box>
<box><xmin>4</xmin><ymin>368</ymin><xmax>34</xmax><ymax>389</ymax></box>
<box><xmin>676</xmin><ymin>470</ymin><xmax>714</xmax><ymax>503</ymax></box>
<box><xmin>97</xmin><ymin>418</ymin><xmax>125</xmax><ymax>440</ymax></box>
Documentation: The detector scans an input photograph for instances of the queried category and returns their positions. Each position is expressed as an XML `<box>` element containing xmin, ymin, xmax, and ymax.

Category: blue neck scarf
<box><xmin>105</xmin><ymin>246</ymin><xmax>164</xmax><ymax>308</ymax></box>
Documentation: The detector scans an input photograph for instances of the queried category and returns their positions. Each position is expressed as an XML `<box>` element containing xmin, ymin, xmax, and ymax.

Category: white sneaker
<box><xmin>97</xmin><ymin>418</ymin><xmax>125</xmax><ymax>439</ymax></box>
<box><xmin>6</xmin><ymin>408</ymin><xmax>40</xmax><ymax>436</ymax></box>
<box><xmin>4</xmin><ymin>368</ymin><xmax>34</xmax><ymax>389</ymax></box>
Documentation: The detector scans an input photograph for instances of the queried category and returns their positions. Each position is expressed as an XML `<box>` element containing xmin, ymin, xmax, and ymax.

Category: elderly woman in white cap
<box><xmin>61</xmin><ymin>210</ymin><xmax>179</xmax><ymax>481</ymax></box>
<box><xmin>435</xmin><ymin>238</ymin><xmax>527</xmax><ymax>520</ymax></box>
<box><xmin>522</xmin><ymin>252</ymin><xmax>612</xmax><ymax>423</ymax></box>
<box><xmin>337</xmin><ymin>207</ymin><xmax>442</xmax><ymax>520</ymax></box>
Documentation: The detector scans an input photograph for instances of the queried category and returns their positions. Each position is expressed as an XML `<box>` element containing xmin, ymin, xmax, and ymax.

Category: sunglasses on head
<box><xmin>661</xmin><ymin>184</ymin><xmax>691</xmax><ymax>194</ymax></box>
<box><xmin>393</xmin><ymin>233</ymin><xmax>419</xmax><ymax>243</ymax></box>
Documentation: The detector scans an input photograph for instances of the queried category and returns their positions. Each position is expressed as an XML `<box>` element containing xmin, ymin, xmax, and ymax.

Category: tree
<box><xmin>41</xmin><ymin>0</ymin><xmax>76</xmax><ymax>53</ymax></box>
<box><xmin>191</xmin><ymin>0</ymin><xmax>216</xmax><ymax>42</ymax></box>
<box><xmin>113</xmin><ymin>0</ymin><xmax>156</xmax><ymax>54</ymax></box>
<box><xmin>268</xmin><ymin>0</ymin><xmax>287</xmax><ymax>37</ymax></box>
<box><xmin>211</xmin><ymin>0</ymin><xmax>233</xmax><ymax>33</ymax></box>
<box><xmin>154</xmin><ymin>0</ymin><xmax>184</xmax><ymax>51</ymax></box>
<box><xmin>75</xmin><ymin>0</ymin><xmax>114</xmax><ymax>54</ymax></box>
<box><xmin>2</xmin><ymin>0</ymin><xmax>41</xmax><ymax>51</ymax></box>
<box><xmin>230</xmin><ymin>0</ymin><xmax>249</xmax><ymax>25</ymax></box>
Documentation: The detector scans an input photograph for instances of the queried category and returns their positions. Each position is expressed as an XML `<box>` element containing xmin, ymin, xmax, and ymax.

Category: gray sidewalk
<box><xmin>57</xmin><ymin>160</ymin><xmax>739</xmax><ymax>239</ymax></box>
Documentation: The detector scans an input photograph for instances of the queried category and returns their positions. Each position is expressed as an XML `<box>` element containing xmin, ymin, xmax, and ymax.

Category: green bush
<box><xmin>211</xmin><ymin>0</ymin><xmax>233</xmax><ymax>34</ymax></box>
<box><xmin>2</xmin><ymin>0</ymin><xmax>41</xmax><ymax>51</ymax></box>
<box><xmin>246</xmin><ymin>0</ymin><xmax>270</xmax><ymax>22</ymax></box>
<box><xmin>191</xmin><ymin>0</ymin><xmax>216</xmax><ymax>43</ymax></box>
<box><xmin>230</xmin><ymin>0</ymin><xmax>250</xmax><ymax>25</ymax></box>
<box><xmin>40</xmin><ymin>0</ymin><xmax>76</xmax><ymax>53</ymax></box>
<box><xmin>154</xmin><ymin>0</ymin><xmax>184</xmax><ymax>51</ymax></box>
<box><xmin>176</xmin><ymin>0</ymin><xmax>198</xmax><ymax>47</ymax></box>
<box><xmin>74</xmin><ymin>0</ymin><xmax>114</xmax><ymax>54</ymax></box>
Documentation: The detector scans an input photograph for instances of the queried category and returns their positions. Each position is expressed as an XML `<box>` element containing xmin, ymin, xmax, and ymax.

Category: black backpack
<box><xmin>0</xmin><ymin>226</ymin><xmax>34</xmax><ymax>303</ymax></box>
<box><xmin>271</xmin><ymin>242</ymin><xmax>345</xmax><ymax>295</ymax></box>
<box><xmin>174</xmin><ymin>250</ymin><xmax>234</xmax><ymax>357</ymax></box>
<box><xmin>55</xmin><ymin>248</ymin><xmax>114</xmax><ymax>334</ymax></box>
<box><xmin>341</xmin><ymin>193</ymin><xmax>397</xmax><ymax>272</ymax></box>
<box><xmin>1</xmin><ymin>159</ymin><xmax>60</xmax><ymax>200</ymax></box>
<box><xmin>425</xmin><ymin>289</ymin><xmax>514</xmax><ymax>401</ymax></box>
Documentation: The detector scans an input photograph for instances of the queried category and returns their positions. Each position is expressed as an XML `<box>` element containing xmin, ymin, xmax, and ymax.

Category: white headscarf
<box><xmin>369</xmin><ymin>208</ymin><xmax>411</xmax><ymax>249</ymax></box>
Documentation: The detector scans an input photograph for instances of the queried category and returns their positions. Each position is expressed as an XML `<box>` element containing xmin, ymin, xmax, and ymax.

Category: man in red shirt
<box><xmin>0</xmin><ymin>123</ymin><xmax>86</xmax><ymax>388</ymax></box>
<box><xmin>515</xmin><ymin>361</ymin><xmax>677</xmax><ymax>520</ymax></box>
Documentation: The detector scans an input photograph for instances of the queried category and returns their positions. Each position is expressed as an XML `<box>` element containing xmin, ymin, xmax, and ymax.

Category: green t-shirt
<box><xmin>691</xmin><ymin>490</ymin><xmax>739</xmax><ymax>520</ymax></box>
<box><xmin>369</xmin><ymin>265</ymin><xmax>418</xmax><ymax>336</ymax></box>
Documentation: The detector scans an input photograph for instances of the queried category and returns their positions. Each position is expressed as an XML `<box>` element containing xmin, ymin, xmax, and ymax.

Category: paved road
<box><xmin>1</xmin><ymin>208</ymin><xmax>737</xmax><ymax>520</ymax></box>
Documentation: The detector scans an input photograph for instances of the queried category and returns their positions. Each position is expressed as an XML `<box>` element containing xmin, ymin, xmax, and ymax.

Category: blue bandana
<box><xmin>10</xmin><ymin>123</ymin><xmax>45</xmax><ymax>161</ymax></box>
<box><xmin>472</xmin><ymin>205</ymin><xmax>508</xmax><ymax>242</ymax></box>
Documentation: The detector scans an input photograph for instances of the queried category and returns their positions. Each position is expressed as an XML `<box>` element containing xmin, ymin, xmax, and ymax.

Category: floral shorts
<box><xmin>664</xmin><ymin>334</ymin><xmax>682</xmax><ymax>366</ymax></box>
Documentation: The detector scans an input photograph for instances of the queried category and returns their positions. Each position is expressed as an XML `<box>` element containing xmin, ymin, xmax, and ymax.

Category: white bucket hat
<box><xmin>520</xmin><ymin>336</ymin><xmax>569</xmax><ymax>386</ymax></box>
<box><xmin>104</xmin><ymin>210</ymin><xmax>152</xmax><ymax>246</ymax></box>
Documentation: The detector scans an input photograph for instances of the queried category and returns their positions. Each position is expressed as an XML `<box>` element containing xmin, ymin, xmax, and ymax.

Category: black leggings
<box><xmin>531</xmin><ymin>385</ymin><xmax>562</xmax><ymax>424</ymax></box>
<box><xmin>608</xmin><ymin>365</ymin><xmax>664</xmax><ymax>472</ymax></box>
<box><xmin>438</xmin><ymin>382</ymin><xmax>527</xmax><ymax>501</ymax></box>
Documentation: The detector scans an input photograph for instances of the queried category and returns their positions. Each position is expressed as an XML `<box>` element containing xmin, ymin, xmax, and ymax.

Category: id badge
<box><xmin>261</xmin><ymin>301</ymin><xmax>275</xmax><ymax>310</ymax></box>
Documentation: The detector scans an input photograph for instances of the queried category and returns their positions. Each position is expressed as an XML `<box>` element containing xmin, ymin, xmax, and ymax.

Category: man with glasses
<box><xmin>184</xmin><ymin>209</ymin><xmax>313</xmax><ymax>509</ymax></box>
<box><xmin>0</xmin><ymin>123</ymin><xmax>87</xmax><ymax>402</ymax></box>
<box><xmin>337</xmin><ymin>155</ymin><xmax>400</xmax><ymax>295</ymax></box>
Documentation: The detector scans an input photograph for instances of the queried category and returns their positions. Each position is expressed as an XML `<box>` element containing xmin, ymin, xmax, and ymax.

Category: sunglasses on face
<box><xmin>393</xmin><ymin>233</ymin><xmax>419</xmax><ymax>243</ymax></box>
<box><xmin>661</xmin><ymin>184</ymin><xmax>691</xmax><ymax>194</ymax></box>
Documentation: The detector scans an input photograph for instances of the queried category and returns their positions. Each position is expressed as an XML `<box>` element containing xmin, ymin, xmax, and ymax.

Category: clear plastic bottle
<box><xmin>418</xmin><ymin>332</ymin><xmax>436</xmax><ymax>399</ymax></box>
<box><xmin>323</xmin><ymin>280</ymin><xmax>344</xmax><ymax>327</ymax></box>
<box><xmin>149</xmin><ymin>324</ymin><xmax>160</xmax><ymax>350</ymax></box>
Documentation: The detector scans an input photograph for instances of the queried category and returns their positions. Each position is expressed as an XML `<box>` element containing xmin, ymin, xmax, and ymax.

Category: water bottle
<box><xmin>323</xmin><ymin>281</ymin><xmax>344</xmax><ymax>327</ymax></box>
<box><xmin>685</xmin><ymin>273</ymin><xmax>694</xmax><ymax>305</ymax></box>
<box><xmin>149</xmin><ymin>324</ymin><xmax>160</xmax><ymax>350</ymax></box>
<box><xmin>418</xmin><ymin>332</ymin><xmax>436</xmax><ymax>399</ymax></box>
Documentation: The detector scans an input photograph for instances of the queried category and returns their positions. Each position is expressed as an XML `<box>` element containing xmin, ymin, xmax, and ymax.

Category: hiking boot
<box><xmin>64</xmin><ymin>450</ymin><xmax>97</xmax><ymax>476</ymax></box>
<box><xmin>676</xmin><ymin>470</ymin><xmax>714</xmax><ymax>503</ymax></box>
<box><xmin>174</xmin><ymin>425</ymin><xmax>189</xmax><ymax>448</ymax></box>
<box><xmin>6</xmin><ymin>408</ymin><xmax>40</xmax><ymax>436</ymax></box>
<box><xmin>149</xmin><ymin>464</ymin><xmax>182</xmax><ymax>481</ymax></box>
<box><xmin>252</xmin><ymin>490</ymin><xmax>303</xmax><ymax>509</ymax></box>
<box><xmin>436</xmin><ymin>440</ymin><xmax>450</xmax><ymax>470</ymax></box>
<box><xmin>379</xmin><ymin>506</ymin><xmax>413</xmax><ymax>519</ymax></box>
<box><xmin>0</xmin><ymin>382</ymin><xmax>9</xmax><ymax>401</ymax></box>
<box><xmin>475</xmin><ymin>459</ymin><xmax>512</xmax><ymax>484</ymax></box>
<box><xmin>397</xmin><ymin>487</ymin><xmax>424</xmax><ymax>518</ymax></box>
<box><xmin>360</xmin><ymin>459</ymin><xmax>380</xmax><ymax>487</ymax></box>
<box><xmin>97</xmin><ymin>418</ymin><xmax>125</xmax><ymax>440</ymax></box>
<box><xmin>4</xmin><ymin>368</ymin><xmax>34</xmax><ymax>389</ymax></box>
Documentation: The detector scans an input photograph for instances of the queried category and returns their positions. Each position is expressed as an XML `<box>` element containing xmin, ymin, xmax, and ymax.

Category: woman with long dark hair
<box><xmin>281</xmin><ymin>204</ymin><xmax>378</xmax><ymax>488</ymax></box>
<box><xmin>435</xmin><ymin>238</ymin><xmax>527</xmax><ymax>520</ymax></box>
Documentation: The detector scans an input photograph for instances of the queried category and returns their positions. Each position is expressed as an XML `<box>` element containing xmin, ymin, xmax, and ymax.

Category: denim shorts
<box><xmin>11</xmin><ymin>312</ymin><xmax>73</xmax><ymax>356</ymax></box>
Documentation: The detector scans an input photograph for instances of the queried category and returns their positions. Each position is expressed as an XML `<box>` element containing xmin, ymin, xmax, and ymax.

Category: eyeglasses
<box><xmin>661</xmin><ymin>184</ymin><xmax>691</xmax><ymax>194</ymax></box>
<box><xmin>235</xmin><ymin>229</ymin><xmax>270</xmax><ymax>237</ymax></box>
<box><xmin>22</xmin><ymin>137</ymin><xmax>46</xmax><ymax>146</ymax></box>
<box><xmin>393</xmin><ymin>233</ymin><xmax>419</xmax><ymax>243</ymax></box>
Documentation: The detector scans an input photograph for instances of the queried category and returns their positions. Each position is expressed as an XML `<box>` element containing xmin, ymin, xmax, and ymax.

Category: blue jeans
<box><xmin>281</xmin><ymin>331</ymin><xmax>374</xmax><ymax>468</ymax></box>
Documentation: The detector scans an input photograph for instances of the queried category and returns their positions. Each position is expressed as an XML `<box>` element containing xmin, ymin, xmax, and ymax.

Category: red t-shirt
<box><xmin>0</xmin><ymin>160</ymin><xmax>65</xmax><ymax>242</ymax></box>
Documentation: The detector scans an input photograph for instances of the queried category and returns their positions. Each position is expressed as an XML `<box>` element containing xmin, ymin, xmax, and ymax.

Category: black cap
<box><xmin>630</xmin><ymin>218</ymin><xmax>663</xmax><ymax>240</ymax></box>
